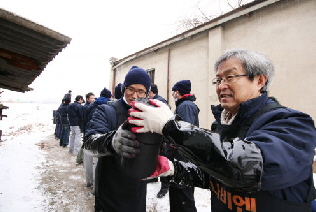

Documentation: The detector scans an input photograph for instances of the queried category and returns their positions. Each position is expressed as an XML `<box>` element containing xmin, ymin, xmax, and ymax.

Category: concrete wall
<box><xmin>111</xmin><ymin>0</ymin><xmax>316</xmax><ymax>129</ymax></box>
<box><xmin>215</xmin><ymin>0</ymin><xmax>316</xmax><ymax>121</ymax></box>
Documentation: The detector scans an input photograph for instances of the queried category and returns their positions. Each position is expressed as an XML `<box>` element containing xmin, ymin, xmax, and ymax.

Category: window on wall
<box><xmin>147</xmin><ymin>68</ymin><xmax>155</xmax><ymax>83</ymax></box>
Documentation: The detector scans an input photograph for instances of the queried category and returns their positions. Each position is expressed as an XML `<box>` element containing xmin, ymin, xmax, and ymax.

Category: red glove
<box><xmin>145</xmin><ymin>155</ymin><xmax>174</xmax><ymax>179</ymax></box>
<box><xmin>129</xmin><ymin>99</ymin><xmax>174</xmax><ymax>134</ymax></box>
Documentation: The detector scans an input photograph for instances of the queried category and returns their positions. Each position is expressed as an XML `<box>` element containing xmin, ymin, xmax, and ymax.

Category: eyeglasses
<box><xmin>125</xmin><ymin>87</ymin><xmax>147</xmax><ymax>95</ymax></box>
<box><xmin>212</xmin><ymin>74</ymin><xmax>247</xmax><ymax>86</ymax></box>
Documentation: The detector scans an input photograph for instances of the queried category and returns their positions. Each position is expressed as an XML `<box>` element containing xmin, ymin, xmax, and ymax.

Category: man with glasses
<box><xmin>83</xmin><ymin>66</ymin><xmax>151</xmax><ymax>212</ymax></box>
<box><xmin>126</xmin><ymin>49</ymin><xmax>316</xmax><ymax>212</ymax></box>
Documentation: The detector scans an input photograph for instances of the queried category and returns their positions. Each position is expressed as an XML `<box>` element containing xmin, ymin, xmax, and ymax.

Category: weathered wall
<box><xmin>111</xmin><ymin>0</ymin><xmax>316</xmax><ymax>129</ymax></box>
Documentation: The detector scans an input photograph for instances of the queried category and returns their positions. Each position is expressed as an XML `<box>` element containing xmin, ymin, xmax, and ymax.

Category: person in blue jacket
<box><xmin>85</xmin><ymin>87</ymin><xmax>113</xmax><ymax>124</ymax></box>
<box><xmin>83</xmin><ymin>66</ymin><xmax>151</xmax><ymax>212</ymax></box>
<box><xmin>57</xmin><ymin>98</ymin><xmax>71</xmax><ymax>147</ymax></box>
<box><xmin>148</xmin><ymin>83</ymin><xmax>171</xmax><ymax>197</ymax></box>
<box><xmin>127</xmin><ymin>49</ymin><xmax>316</xmax><ymax>212</ymax></box>
<box><xmin>114</xmin><ymin>83</ymin><xmax>123</xmax><ymax>100</ymax></box>
<box><xmin>83</xmin><ymin>88</ymin><xmax>112</xmax><ymax>189</ymax></box>
<box><xmin>172</xmin><ymin>80</ymin><xmax>199</xmax><ymax>126</ymax></box>
<box><xmin>82</xmin><ymin>92</ymin><xmax>96</xmax><ymax>136</ymax></box>
<box><xmin>68</xmin><ymin>95</ymin><xmax>84</xmax><ymax>155</ymax></box>
<box><xmin>148</xmin><ymin>83</ymin><xmax>169</xmax><ymax>106</ymax></box>
<box><xmin>159</xmin><ymin>80</ymin><xmax>199</xmax><ymax>211</ymax></box>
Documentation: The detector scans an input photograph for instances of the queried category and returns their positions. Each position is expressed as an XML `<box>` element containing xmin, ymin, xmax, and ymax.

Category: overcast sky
<box><xmin>1</xmin><ymin>0</ymin><xmax>238</xmax><ymax>103</ymax></box>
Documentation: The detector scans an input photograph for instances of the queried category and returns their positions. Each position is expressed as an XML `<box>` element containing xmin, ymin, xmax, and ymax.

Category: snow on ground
<box><xmin>0</xmin><ymin>103</ymin><xmax>56</xmax><ymax>211</ymax></box>
<box><xmin>0</xmin><ymin>103</ymin><xmax>212</xmax><ymax>211</ymax></box>
<box><xmin>2</xmin><ymin>102</ymin><xmax>314</xmax><ymax>211</ymax></box>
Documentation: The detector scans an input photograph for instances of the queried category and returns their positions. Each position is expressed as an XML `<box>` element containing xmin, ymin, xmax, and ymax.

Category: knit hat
<box><xmin>100</xmin><ymin>88</ymin><xmax>112</xmax><ymax>98</ymax></box>
<box><xmin>114</xmin><ymin>83</ymin><xmax>123</xmax><ymax>99</ymax></box>
<box><xmin>172</xmin><ymin>80</ymin><xmax>191</xmax><ymax>94</ymax></box>
<box><xmin>122</xmin><ymin>66</ymin><xmax>151</xmax><ymax>93</ymax></box>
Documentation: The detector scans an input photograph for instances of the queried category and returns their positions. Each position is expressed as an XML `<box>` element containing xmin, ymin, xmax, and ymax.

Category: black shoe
<box><xmin>157</xmin><ymin>189</ymin><xmax>168</xmax><ymax>198</ymax></box>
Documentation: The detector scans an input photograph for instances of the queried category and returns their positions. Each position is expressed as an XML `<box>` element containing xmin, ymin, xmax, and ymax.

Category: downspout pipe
<box><xmin>167</xmin><ymin>49</ymin><xmax>171</xmax><ymax>103</ymax></box>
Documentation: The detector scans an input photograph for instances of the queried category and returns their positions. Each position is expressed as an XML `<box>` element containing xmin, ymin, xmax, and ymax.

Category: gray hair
<box><xmin>214</xmin><ymin>49</ymin><xmax>274</xmax><ymax>92</ymax></box>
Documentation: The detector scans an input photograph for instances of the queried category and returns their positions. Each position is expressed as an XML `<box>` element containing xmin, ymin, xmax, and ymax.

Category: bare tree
<box><xmin>175</xmin><ymin>0</ymin><xmax>254</xmax><ymax>34</ymax></box>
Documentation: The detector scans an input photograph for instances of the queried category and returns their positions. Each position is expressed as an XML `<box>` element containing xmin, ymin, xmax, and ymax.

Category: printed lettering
<box><xmin>220</xmin><ymin>187</ymin><xmax>227</xmax><ymax>204</ymax></box>
<box><xmin>210</xmin><ymin>180</ymin><xmax>257</xmax><ymax>212</ymax></box>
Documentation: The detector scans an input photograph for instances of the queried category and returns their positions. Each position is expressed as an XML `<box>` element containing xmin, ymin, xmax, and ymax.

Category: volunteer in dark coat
<box><xmin>114</xmin><ymin>83</ymin><xmax>123</xmax><ymax>100</ymax></box>
<box><xmin>82</xmin><ymin>92</ymin><xmax>95</xmax><ymax>136</ymax></box>
<box><xmin>68</xmin><ymin>95</ymin><xmax>84</xmax><ymax>155</ymax></box>
<box><xmin>127</xmin><ymin>49</ymin><xmax>316</xmax><ymax>212</ymax></box>
<box><xmin>57</xmin><ymin>98</ymin><xmax>70</xmax><ymax>147</ymax></box>
<box><xmin>83</xmin><ymin>66</ymin><xmax>151</xmax><ymax>212</ymax></box>
<box><xmin>148</xmin><ymin>83</ymin><xmax>170</xmax><ymax>197</ymax></box>
<box><xmin>82</xmin><ymin>89</ymin><xmax>111</xmax><ymax>191</ymax></box>
<box><xmin>148</xmin><ymin>83</ymin><xmax>169</xmax><ymax>106</ymax></box>
<box><xmin>172</xmin><ymin>80</ymin><xmax>199</xmax><ymax>127</ymax></box>
<box><xmin>85</xmin><ymin>88</ymin><xmax>112</xmax><ymax>125</ymax></box>
<box><xmin>161</xmin><ymin>79</ymin><xmax>199</xmax><ymax>212</ymax></box>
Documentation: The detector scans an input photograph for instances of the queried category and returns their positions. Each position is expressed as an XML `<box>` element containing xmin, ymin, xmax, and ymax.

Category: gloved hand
<box><xmin>145</xmin><ymin>155</ymin><xmax>174</xmax><ymax>179</ymax></box>
<box><xmin>111</xmin><ymin>125</ymin><xmax>140</xmax><ymax>159</ymax></box>
<box><xmin>128</xmin><ymin>99</ymin><xmax>174</xmax><ymax>134</ymax></box>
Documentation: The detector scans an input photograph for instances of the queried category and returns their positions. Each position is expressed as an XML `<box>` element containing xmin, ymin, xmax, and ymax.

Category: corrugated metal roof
<box><xmin>0</xmin><ymin>8</ymin><xmax>71</xmax><ymax>92</ymax></box>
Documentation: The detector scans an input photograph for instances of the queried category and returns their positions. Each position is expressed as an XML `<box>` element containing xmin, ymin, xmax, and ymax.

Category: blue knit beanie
<box><xmin>172</xmin><ymin>80</ymin><xmax>191</xmax><ymax>94</ymax></box>
<box><xmin>100</xmin><ymin>87</ymin><xmax>112</xmax><ymax>98</ymax></box>
<box><xmin>114</xmin><ymin>83</ymin><xmax>123</xmax><ymax>99</ymax></box>
<box><xmin>122</xmin><ymin>66</ymin><xmax>151</xmax><ymax>93</ymax></box>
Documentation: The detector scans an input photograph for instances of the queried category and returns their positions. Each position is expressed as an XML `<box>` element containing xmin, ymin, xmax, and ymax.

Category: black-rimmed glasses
<box><xmin>125</xmin><ymin>87</ymin><xmax>147</xmax><ymax>95</ymax></box>
<box><xmin>212</xmin><ymin>74</ymin><xmax>247</xmax><ymax>86</ymax></box>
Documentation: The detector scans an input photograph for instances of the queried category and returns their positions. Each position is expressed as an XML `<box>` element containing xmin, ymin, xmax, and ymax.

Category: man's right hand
<box><xmin>128</xmin><ymin>99</ymin><xmax>174</xmax><ymax>134</ymax></box>
<box><xmin>111</xmin><ymin>125</ymin><xmax>140</xmax><ymax>159</ymax></box>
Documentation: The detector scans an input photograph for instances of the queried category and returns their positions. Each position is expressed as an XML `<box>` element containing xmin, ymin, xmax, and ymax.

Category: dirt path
<box><xmin>38</xmin><ymin>135</ymin><xmax>94</xmax><ymax>211</ymax></box>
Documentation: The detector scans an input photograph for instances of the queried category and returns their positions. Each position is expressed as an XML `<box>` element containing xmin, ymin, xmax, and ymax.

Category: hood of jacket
<box><xmin>175</xmin><ymin>94</ymin><xmax>196</xmax><ymax>107</ymax></box>
<box><xmin>95</xmin><ymin>96</ymin><xmax>111</xmax><ymax>105</ymax></box>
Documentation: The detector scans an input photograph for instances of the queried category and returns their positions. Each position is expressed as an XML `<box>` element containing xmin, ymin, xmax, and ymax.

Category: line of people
<box><xmin>82</xmin><ymin>49</ymin><xmax>316</xmax><ymax>212</ymax></box>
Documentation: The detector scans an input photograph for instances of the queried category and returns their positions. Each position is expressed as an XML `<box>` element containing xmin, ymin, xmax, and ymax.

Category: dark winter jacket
<box><xmin>153</xmin><ymin>94</ymin><xmax>169</xmax><ymax>107</ymax></box>
<box><xmin>83</xmin><ymin>99</ymin><xmax>147</xmax><ymax>212</ymax></box>
<box><xmin>81</xmin><ymin>102</ymin><xmax>91</xmax><ymax>134</ymax></box>
<box><xmin>163</xmin><ymin>92</ymin><xmax>316</xmax><ymax>212</ymax></box>
<box><xmin>165</xmin><ymin>93</ymin><xmax>199</xmax><ymax>190</ymax></box>
<box><xmin>87</xmin><ymin>97</ymin><xmax>111</xmax><ymax>122</ymax></box>
<box><xmin>57</xmin><ymin>103</ymin><xmax>69</xmax><ymax>125</ymax></box>
<box><xmin>68</xmin><ymin>101</ymin><xmax>83</xmax><ymax>127</ymax></box>
<box><xmin>175</xmin><ymin>94</ymin><xmax>199</xmax><ymax>127</ymax></box>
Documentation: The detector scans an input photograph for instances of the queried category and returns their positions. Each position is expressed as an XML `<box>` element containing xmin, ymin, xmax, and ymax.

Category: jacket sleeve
<box><xmin>176</xmin><ymin>102</ymin><xmax>199</xmax><ymax>126</ymax></box>
<box><xmin>83</xmin><ymin>105</ymin><xmax>117</xmax><ymax>156</ymax></box>
<box><xmin>162</xmin><ymin>116</ymin><xmax>263</xmax><ymax>192</ymax></box>
<box><xmin>246</xmin><ymin>108</ymin><xmax>316</xmax><ymax>190</ymax></box>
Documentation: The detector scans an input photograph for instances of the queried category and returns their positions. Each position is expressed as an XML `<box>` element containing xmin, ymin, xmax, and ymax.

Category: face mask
<box><xmin>173</xmin><ymin>93</ymin><xmax>178</xmax><ymax>102</ymax></box>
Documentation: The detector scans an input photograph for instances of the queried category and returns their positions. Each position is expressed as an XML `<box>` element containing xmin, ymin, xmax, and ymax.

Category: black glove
<box><xmin>111</xmin><ymin>125</ymin><xmax>140</xmax><ymax>159</ymax></box>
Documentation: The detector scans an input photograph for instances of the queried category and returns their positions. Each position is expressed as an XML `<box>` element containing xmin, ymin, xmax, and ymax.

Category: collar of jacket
<box><xmin>175</xmin><ymin>94</ymin><xmax>196</xmax><ymax>107</ymax></box>
<box><xmin>120</xmin><ymin>97</ymin><xmax>132</xmax><ymax>110</ymax></box>
<box><xmin>95</xmin><ymin>96</ymin><xmax>110</xmax><ymax>105</ymax></box>
<box><xmin>211</xmin><ymin>92</ymin><xmax>269</xmax><ymax>126</ymax></box>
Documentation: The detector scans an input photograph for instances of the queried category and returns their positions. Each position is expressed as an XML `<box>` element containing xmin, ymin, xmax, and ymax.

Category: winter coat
<box><xmin>81</xmin><ymin>102</ymin><xmax>91</xmax><ymax>134</ymax></box>
<box><xmin>164</xmin><ymin>92</ymin><xmax>316</xmax><ymax>212</ymax></box>
<box><xmin>57</xmin><ymin>103</ymin><xmax>69</xmax><ymax>125</ymax></box>
<box><xmin>83</xmin><ymin>99</ymin><xmax>147</xmax><ymax>212</ymax></box>
<box><xmin>87</xmin><ymin>97</ymin><xmax>111</xmax><ymax>122</ymax></box>
<box><xmin>175</xmin><ymin>94</ymin><xmax>199</xmax><ymax>127</ymax></box>
<box><xmin>153</xmin><ymin>94</ymin><xmax>169</xmax><ymax>107</ymax></box>
<box><xmin>68</xmin><ymin>101</ymin><xmax>83</xmax><ymax>127</ymax></box>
